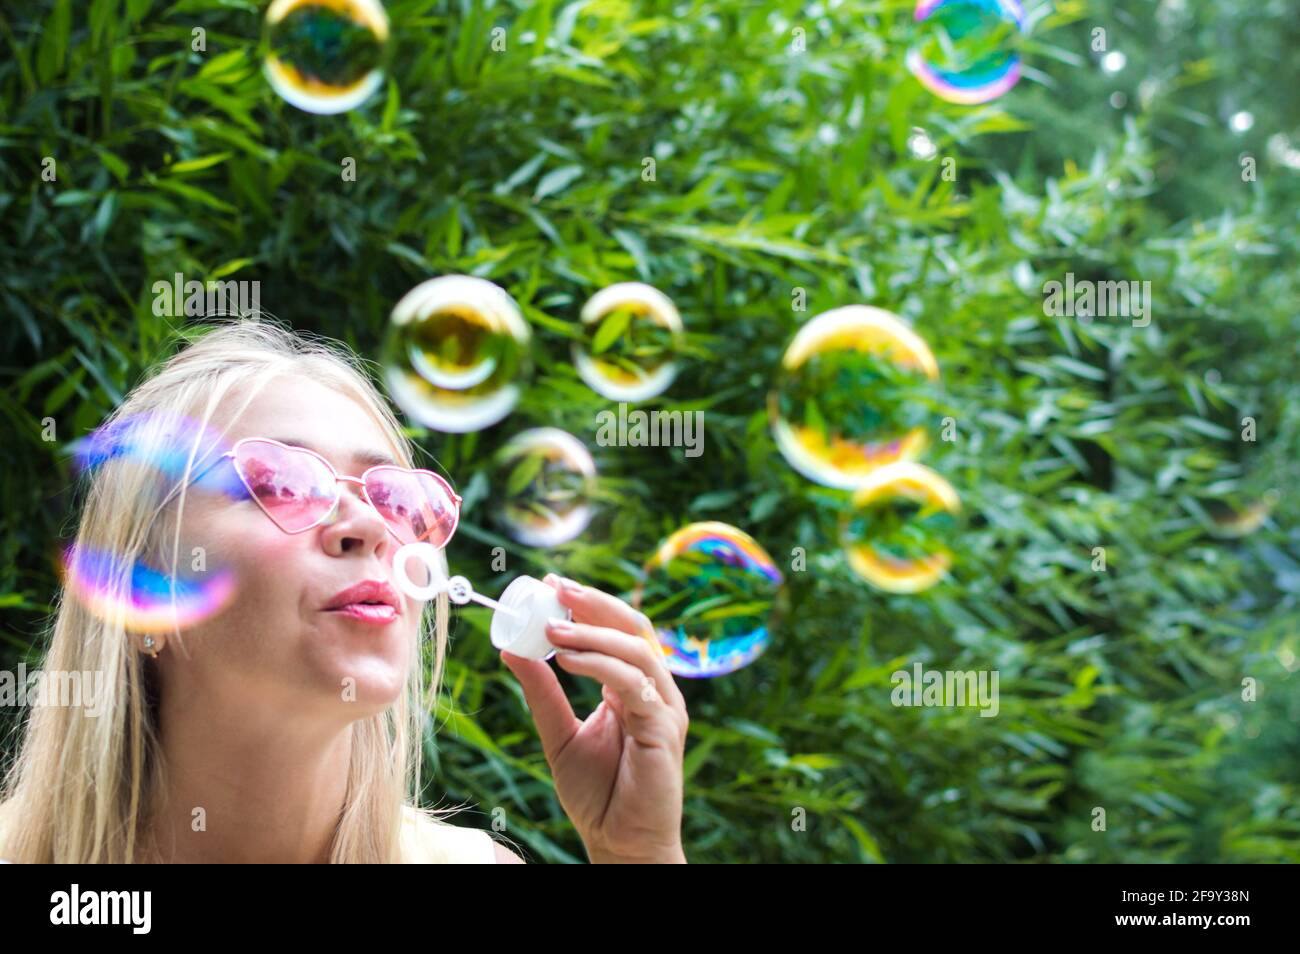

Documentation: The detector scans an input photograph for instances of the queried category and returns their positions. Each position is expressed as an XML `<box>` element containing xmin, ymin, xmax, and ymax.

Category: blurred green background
<box><xmin>1</xmin><ymin>0</ymin><xmax>1298</xmax><ymax>862</ymax></box>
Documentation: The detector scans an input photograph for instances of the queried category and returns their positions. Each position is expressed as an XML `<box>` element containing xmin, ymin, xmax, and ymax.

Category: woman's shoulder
<box><xmin>399</xmin><ymin>805</ymin><xmax>521</xmax><ymax>864</ymax></box>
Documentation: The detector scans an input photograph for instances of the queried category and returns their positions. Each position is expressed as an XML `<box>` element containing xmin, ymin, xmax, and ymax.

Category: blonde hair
<box><xmin>0</xmin><ymin>318</ymin><xmax>463</xmax><ymax>862</ymax></box>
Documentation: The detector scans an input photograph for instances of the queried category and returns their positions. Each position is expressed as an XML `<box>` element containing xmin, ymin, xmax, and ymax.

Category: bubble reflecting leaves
<box><xmin>492</xmin><ymin>428</ymin><xmax>597</xmax><ymax>547</ymax></box>
<box><xmin>383</xmin><ymin>275</ymin><xmax>531</xmax><ymax>433</ymax></box>
<box><xmin>633</xmin><ymin>522</ymin><xmax>783</xmax><ymax>678</ymax></box>
<box><xmin>769</xmin><ymin>305</ymin><xmax>940</xmax><ymax>490</ymax></box>
<box><xmin>574</xmin><ymin>283</ymin><xmax>684</xmax><ymax>402</ymax></box>
<box><xmin>263</xmin><ymin>0</ymin><xmax>390</xmax><ymax>115</ymax></box>
<box><xmin>839</xmin><ymin>462</ymin><xmax>960</xmax><ymax>593</ymax></box>
<box><xmin>907</xmin><ymin>0</ymin><xmax>1026</xmax><ymax>105</ymax></box>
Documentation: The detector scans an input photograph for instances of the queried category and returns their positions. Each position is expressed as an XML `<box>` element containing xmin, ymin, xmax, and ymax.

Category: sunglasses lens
<box><xmin>365</xmin><ymin>468</ymin><xmax>459</xmax><ymax>546</ymax></box>
<box><xmin>233</xmin><ymin>441</ymin><xmax>338</xmax><ymax>532</ymax></box>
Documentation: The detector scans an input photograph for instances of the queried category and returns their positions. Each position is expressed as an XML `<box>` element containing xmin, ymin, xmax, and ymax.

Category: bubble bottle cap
<box><xmin>489</xmin><ymin>576</ymin><xmax>571</xmax><ymax>661</ymax></box>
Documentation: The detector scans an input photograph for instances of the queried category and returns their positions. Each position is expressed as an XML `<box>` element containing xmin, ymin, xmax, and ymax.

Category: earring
<box><xmin>143</xmin><ymin>636</ymin><xmax>160</xmax><ymax>658</ymax></box>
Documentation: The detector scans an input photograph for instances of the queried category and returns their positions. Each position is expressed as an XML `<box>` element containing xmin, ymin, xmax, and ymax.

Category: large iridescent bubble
<box><xmin>71</xmin><ymin>411</ymin><xmax>242</xmax><ymax>498</ymax></box>
<box><xmin>907</xmin><ymin>0</ymin><xmax>1026</xmax><ymax>105</ymax></box>
<box><xmin>383</xmin><ymin>275</ymin><xmax>532</xmax><ymax>433</ymax></box>
<box><xmin>491</xmin><ymin>428</ymin><xmax>598</xmax><ymax>547</ymax></box>
<box><xmin>263</xmin><ymin>0</ymin><xmax>390</xmax><ymax>115</ymax></box>
<box><xmin>769</xmin><ymin>305</ymin><xmax>940</xmax><ymax>490</ymax></box>
<box><xmin>63</xmin><ymin>414</ymin><xmax>245</xmax><ymax>631</ymax></box>
<box><xmin>632</xmin><ymin>522</ymin><xmax>783</xmax><ymax>678</ymax></box>
<box><xmin>573</xmin><ymin>283</ymin><xmax>684</xmax><ymax>402</ymax></box>
<box><xmin>61</xmin><ymin>545</ymin><xmax>237</xmax><ymax>634</ymax></box>
<box><xmin>839</xmin><ymin>462</ymin><xmax>960</xmax><ymax>593</ymax></box>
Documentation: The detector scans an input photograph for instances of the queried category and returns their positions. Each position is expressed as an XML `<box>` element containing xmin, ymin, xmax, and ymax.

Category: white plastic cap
<box><xmin>490</xmin><ymin>576</ymin><xmax>571</xmax><ymax>660</ymax></box>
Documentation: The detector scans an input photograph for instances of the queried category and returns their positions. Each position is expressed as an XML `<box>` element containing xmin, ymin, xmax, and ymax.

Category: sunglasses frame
<box><xmin>216</xmin><ymin>436</ymin><xmax>462</xmax><ymax>547</ymax></box>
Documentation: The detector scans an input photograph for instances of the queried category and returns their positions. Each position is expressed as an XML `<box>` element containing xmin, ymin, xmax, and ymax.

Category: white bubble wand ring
<box><xmin>393</xmin><ymin>542</ymin><xmax>573</xmax><ymax>661</ymax></box>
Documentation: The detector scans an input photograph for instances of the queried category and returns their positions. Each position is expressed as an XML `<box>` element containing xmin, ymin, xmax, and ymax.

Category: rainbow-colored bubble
<box><xmin>383</xmin><ymin>276</ymin><xmax>532</xmax><ymax>433</ymax></box>
<box><xmin>574</xmin><ymin>283</ymin><xmax>684</xmax><ymax>402</ymax></box>
<box><xmin>61</xmin><ymin>545</ymin><xmax>237</xmax><ymax>634</ymax></box>
<box><xmin>839</xmin><ymin>462</ymin><xmax>960</xmax><ymax>593</ymax></box>
<box><xmin>263</xmin><ymin>0</ymin><xmax>390</xmax><ymax>115</ymax></box>
<box><xmin>633</xmin><ymin>522</ymin><xmax>783</xmax><ymax>678</ymax></box>
<box><xmin>769</xmin><ymin>305</ymin><xmax>940</xmax><ymax>490</ymax></box>
<box><xmin>907</xmin><ymin>0</ymin><xmax>1026</xmax><ymax>105</ymax></box>
<box><xmin>72</xmin><ymin>412</ymin><xmax>244</xmax><ymax>498</ymax></box>
<box><xmin>492</xmin><ymin>428</ymin><xmax>598</xmax><ymax>548</ymax></box>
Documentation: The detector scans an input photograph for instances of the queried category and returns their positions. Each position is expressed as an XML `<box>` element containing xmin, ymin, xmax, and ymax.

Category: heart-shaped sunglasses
<box><xmin>191</xmin><ymin>437</ymin><xmax>461</xmax><ymax>548</ymax></box>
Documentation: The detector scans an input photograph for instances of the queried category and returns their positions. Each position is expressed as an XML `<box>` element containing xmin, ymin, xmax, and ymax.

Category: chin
<box><xmin>330</xmin><ymin>663</ymin><xmax>408</xmax><ymax>713</ymax></box>
<box><xmin>310</xmin><ymin>627</ymin><xmax>411</xmax><ymax>710</ymax></box>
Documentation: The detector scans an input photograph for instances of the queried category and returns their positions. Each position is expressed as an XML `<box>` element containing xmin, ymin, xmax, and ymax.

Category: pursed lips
<box><xmin>323</xmin><ymin>581</ymin><xmax>401</xmax><ymax>626</ymax></box>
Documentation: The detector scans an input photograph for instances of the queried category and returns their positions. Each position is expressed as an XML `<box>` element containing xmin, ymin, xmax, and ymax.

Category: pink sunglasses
<box><xmin>199</xmin><ymin>437</ymin><xmax>461</xmax><ymax>548</ymax></box>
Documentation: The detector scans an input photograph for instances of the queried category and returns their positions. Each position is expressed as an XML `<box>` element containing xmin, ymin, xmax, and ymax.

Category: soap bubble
<box><xmin>1207</xmin><ymin>491</ymin><xmax>1278</xmax><ymax>539</ymax></box>
<box><xmin>492</xmin><ymin>428</ymin><xmax>597</xmax><ymax>547</ymax></box>
<box><xmin>769</xmin><ymin>305</ymin><xmax>940</xmax><ymax>490</ymax></box>
<box><xmin>632</xmin><ymin>522</ymin><xmax>784</xmax><ymax>678</ymax></box>
<box><xmin>263</xmin><ymin>0</ymin><xmax>390</xmax><ymax>115</ymax></box>
<box><xmin>383</xmin><ymin>275</ymin><xmax>532</xmax><ymax>433</ymax></box>
<box><xmin>839</xmin><ymin>462</ymin><xmax>960</xmax><ymax>593</ymax></box>
<box><xmin>907</xmin><ymin>0</ymin><xmax>1026</xmax><ymax>105</ymax></box>
<box><xmin>61</xmin><ymin>544</ymin><xmax>237</xmax><ymax>634</ymax></box>
<box><xmin>574</xmin><ymin>283</ymin><xmax>684</xmax><ymax>401</ymax></box>
<box><xmin>71</xmin><ymin>412</ymin><xmax>245</xmax><ymax>499</ymax></box>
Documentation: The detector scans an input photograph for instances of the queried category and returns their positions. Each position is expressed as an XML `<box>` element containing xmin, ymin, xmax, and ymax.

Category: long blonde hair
<box><xmin>0</xmin><ymin>318</ymin><xmax>459</xmax><ymax>862</ymax></box>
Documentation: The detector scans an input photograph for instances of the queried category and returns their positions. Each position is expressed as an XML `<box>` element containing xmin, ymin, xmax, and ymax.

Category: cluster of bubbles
<box><xmin>770</xmin><ymin>305</ymin><xmax>961</xmax><ymax>595</ymax></box>
<box><xmin>907</xmin><ymin>0</ymin><xmax>1027</xmax><ymax>105</ymax></box>
<box><xmin>632</xmin><ymin>522</ymin><xmax>784</xmax><ymax>678</ymax></box>
<box><xmin>63</xmin><ymin>413</ymin><xmax>243</xmax><ymax>634</ymax></box>
<box><xmin>382</xmin><ymin>277</ymin><xmax>686</xmax><ymax>433</ymax></box>
<box><xmin>381</xmin><ymin>277</ymin><xmax>690</xmax><ymax>550</ymax></box>
<box><xmin>263</xmin><ymin>0</ymin><xmax>391</xmax><ymax>114</ymax></box>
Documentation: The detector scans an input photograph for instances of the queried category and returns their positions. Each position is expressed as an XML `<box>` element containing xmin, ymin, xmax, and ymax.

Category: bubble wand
<box><xmin>393</xmin><ymin>543</ymin><xmax>573</xmax><ymax>661</ymax></box>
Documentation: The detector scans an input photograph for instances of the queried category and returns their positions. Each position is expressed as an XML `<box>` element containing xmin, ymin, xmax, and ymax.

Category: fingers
<box><xmin>543</xmin><ymin>573</ymin><xmax>659</xmax><ymax>651</ymax></box>
<box><xmin>551</xmin><ymin>649</ymin><xmax>684</xmax><ymax>738</ymax></box>
<box><xmin>545</xmin><ymin>616</ymin><xmax>687</xmax><ymax>717</ymax></box>
<box><xmin>499</xmin><ymin>650</ymin><xmax>581</xmax><ymax>764</ymax></box>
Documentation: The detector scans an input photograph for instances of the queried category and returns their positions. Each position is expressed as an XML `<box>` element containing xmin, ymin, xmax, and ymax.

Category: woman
<box><xmin>0</xmin><ymin>319</ymin><xmax>688</xmax><ymax>863</ymax></box>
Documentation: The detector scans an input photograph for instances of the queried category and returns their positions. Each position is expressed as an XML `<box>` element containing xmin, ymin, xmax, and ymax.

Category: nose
<box><xmin>320</xmin><ymin>476</ymin><xmax>390</xmax><ymax>557</ymax></box>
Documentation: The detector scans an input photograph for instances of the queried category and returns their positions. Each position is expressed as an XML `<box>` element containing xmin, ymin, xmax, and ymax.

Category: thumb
<box><xmin>500</xmin><ymin>650</ymin><xmax>582</xmax><ymax>763</ymax></box>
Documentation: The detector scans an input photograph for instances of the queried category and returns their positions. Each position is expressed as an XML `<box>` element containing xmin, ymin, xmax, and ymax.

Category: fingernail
<box><xmin>542</xmin><ymin>573</ymin><xmax>559</xmax><ymax>586</ymax></box>
<box><xmin>560</xmin><ymin>577</ymin><xmax>584</xmax><ymax>593</ymax></box>
<box><xmin>547</xmin><ymin>617</ymin><xmax>574</xmax><ymax>635</ymax></box>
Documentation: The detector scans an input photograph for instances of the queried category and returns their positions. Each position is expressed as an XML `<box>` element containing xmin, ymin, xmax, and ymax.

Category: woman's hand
<box><xmin>500</xmin><ymin>574</ymin><xmax>688</xmax><ymax>863</ymax></box>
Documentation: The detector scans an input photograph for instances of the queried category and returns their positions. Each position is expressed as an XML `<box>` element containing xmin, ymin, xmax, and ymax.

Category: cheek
<box><xmin>184</xmin><ymin>507</ymin><xmax>308</xmax><ymax>633</ymax></box>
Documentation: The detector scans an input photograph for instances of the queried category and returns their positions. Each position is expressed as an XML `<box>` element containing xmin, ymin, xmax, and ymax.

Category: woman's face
<box><xmin>161</xmin><ymin>375</ymin><xmax>423</xmax><ymax>723</ymax></box>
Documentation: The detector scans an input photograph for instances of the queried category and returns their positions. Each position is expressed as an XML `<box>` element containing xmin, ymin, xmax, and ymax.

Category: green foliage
<box><xmin>1</xmin><ymin>0</ymin><xmax>1298</xmax><ymax>863</ymax></box>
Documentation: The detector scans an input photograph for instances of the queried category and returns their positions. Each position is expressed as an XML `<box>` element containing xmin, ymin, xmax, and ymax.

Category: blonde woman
<box><xmin>0</xmin><ymin>319</ymin><xmax>688</xmax><ymax>863</ymax></box>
